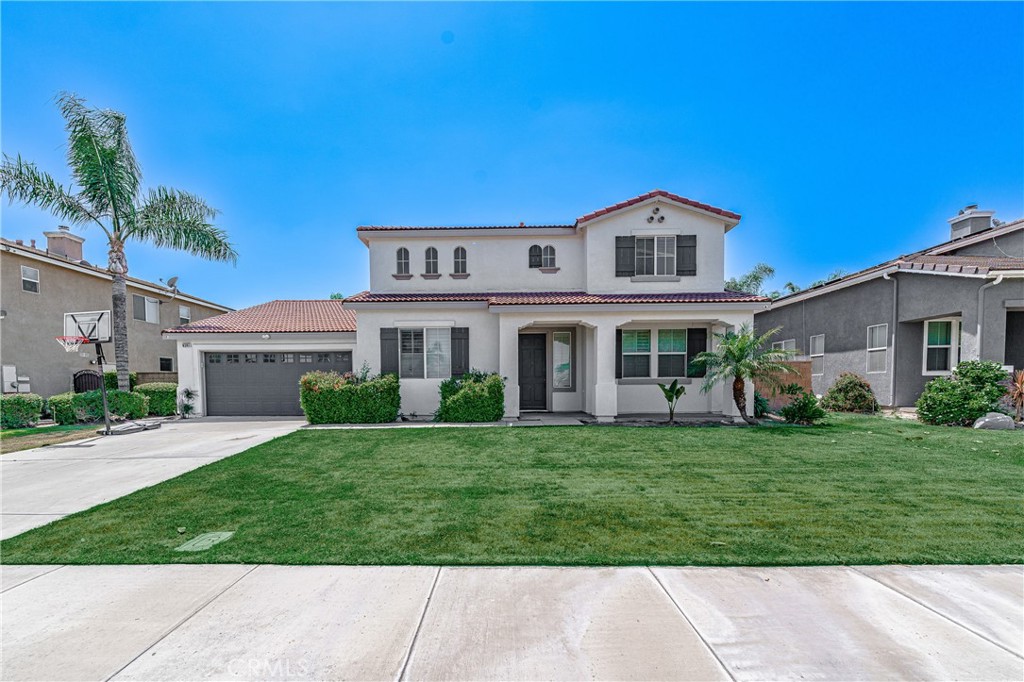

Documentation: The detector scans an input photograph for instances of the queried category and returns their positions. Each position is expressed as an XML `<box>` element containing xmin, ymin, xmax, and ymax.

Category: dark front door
<box><xmin>1006</xmin><ymin>311</ymin><xmax>1024</xmax><ymax>370</ymax></box>
<box><xmin>518</xmin><ymin>334</ymin><xmax>547</xmax><ymax>410</ymax></box>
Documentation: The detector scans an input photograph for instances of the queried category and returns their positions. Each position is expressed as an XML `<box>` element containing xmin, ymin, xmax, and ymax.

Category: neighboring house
<box><xmin>168</xmin><ymin>190</ymin><xmax>770</xmax><ymax>419</ymax></box>
<box><xmin>1</xmin><ymin>226</ymin><xmax>231</xmax><ymax>398</ymax></box>
<box><xmin>754</xmin><ymin>206</ymin><xmax>1024</xmax><ymax>407</ymax></box>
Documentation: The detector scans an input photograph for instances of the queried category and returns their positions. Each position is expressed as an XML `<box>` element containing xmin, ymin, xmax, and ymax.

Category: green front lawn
<box><xmin>1</xmin><ymin>415</ymin><xmax>1021</xmax><ymax>565</ymax></box>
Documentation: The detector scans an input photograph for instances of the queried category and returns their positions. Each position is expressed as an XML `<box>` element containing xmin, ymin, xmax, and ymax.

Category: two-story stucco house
<box><xmin>754</xmin><ymin>206</ymin><xmax>1024</xmax><ymax>407</ymax></box>
<box><xmin>167</xmin><ymin>191</ymin><xmax>770</xmax><ymax>419</ymax></box>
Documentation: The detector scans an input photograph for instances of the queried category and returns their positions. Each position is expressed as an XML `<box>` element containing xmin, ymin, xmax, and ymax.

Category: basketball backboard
<box><xmin>64</xmin><ymin>310</ymin><xmax>112</xmax><ymax>343</ymax></box>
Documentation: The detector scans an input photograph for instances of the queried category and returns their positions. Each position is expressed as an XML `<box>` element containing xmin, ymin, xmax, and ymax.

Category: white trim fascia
<box><xmin>2</xmin><ymin>242</ymin><xmax>232</xmax><ymax>311</ymax></box>
<box><xmin>765</xmin><ymin>267</ymin><xmax>897</xmax><ymax>310</ymax></box>
<box><xmin>488</xmin><ymin>302</ymin><xmax>769</xmax><ymax>314</ymax></box>
<box><xmin>163</xmin><ymin>331</ymin><xmax>357</xmax><ymax>343</ymax></box>
<box><xmin>577</xmin><ymin>196</ymin><xmax>740</xmax><ymax>231</ymax></box>
<box><xmin>344</xmin><ymin>301</ymin><xmax>490</xmax><ymax>311</ymax></box>
<box><xmin>357</xmin><ymin>226</ymin><xmax>578</xmax><ymax>246</ymax></box>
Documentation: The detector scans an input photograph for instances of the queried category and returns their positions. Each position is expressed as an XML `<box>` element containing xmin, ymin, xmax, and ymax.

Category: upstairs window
<box><xmin>542</xmin><ymin>245</ymin><xmax>556</xmax><ymax>268</ymax></box>
<box><xmin>21</xmin><ymin>266</ymin><xmax>39</xmax><ymax>293</ymax></box>
<box><xmin>528</xmin><ymin>245</ymin><xmax>542</xmax><ymax>268</ymax></box>
<box><xmin>132</xmin><ymin>294</ymin><xmax>160</xmax><ymax>323</ymax></box>
<box><xmin>453</xmin><ymin>247</ymin><xmax>467</xmax><ymax>274</ymax></box>
<box><xmin>396</xmin><ymin>247</ymin><xmax>410</xmax><ymax>275</ymax></box>
<box><xmin>178</xmin><ymin>305</ymin><xmax>191</xmax><ymax>325</ymax></box>
<box><xmin>635</xmin><ymin>236</ymin><xmax>676</xmax><ymax>276</ymax></box>
<box><xmin>425</xmin><ymin>247</ymin><xmax>438</xmax><ymax>275</ymax></box>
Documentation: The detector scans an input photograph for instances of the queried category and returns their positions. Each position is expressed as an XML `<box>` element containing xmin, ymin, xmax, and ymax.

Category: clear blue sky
<box><xmin>3</xmin><ymin>2</ymin><xmax>1022</xmax><ymax>308</ymax></box>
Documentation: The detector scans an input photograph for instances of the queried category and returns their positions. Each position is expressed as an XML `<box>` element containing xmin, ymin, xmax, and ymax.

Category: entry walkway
<box><xmin>1</xmin><ymin>564</ymin><xmax>1020</xmax><ymax>680</ymax></box>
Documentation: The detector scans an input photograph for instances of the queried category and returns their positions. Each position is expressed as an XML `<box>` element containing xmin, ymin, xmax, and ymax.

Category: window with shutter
<box><xmin>676</xmin><ymin>235</ymin><xmax>697</xmax><ymax>276</ymax></box>
<box><xmin>615</xmin><ymin>236</ymin><xmax>636</xmax><ymax>277</ymax></box>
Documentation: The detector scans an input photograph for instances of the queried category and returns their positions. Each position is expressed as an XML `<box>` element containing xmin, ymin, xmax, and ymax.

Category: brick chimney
<box><xmin>948</xmin><ymin>205</ymin><xmax>995</xmax><ymax>240</ymax></box>
<box><xmin>44</xmin><ymin>225</ymin><xmax>85</xmax><ymax>261</ymax></box>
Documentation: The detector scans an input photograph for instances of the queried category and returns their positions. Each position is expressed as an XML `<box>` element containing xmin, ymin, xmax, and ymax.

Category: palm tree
<box><xmin>690</xmin><ymin>324</ymin><xmax>797</xmax><ymax>425</ymax></box>
<box><xmin>1</xmin><ymin>93</ymin><xmax>236</xmax><ymax>390</ymax></box>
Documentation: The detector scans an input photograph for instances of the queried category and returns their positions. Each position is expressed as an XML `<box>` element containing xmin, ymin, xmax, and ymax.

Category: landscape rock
<box><xmin>972</xmin><ymin>412</ymin><xmax>1015</xmax><ymax>430</ymax></box>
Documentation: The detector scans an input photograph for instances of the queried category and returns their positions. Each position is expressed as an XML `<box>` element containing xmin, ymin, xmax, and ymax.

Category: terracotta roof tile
<box><xmin>344</xmin><ymin>291</ymin><xmax>769</xmax><ymax>305</ymax></box>
<box><xmin>357</xmin><ymin>224</ymin><xmax>575</xmax><ymax>232</ymax></box>
<box><xmin>577</xmin><ymin>190</ymin><xmax>741</xmax><ymax>224</ymax></box>
<box><xmin>165</xmin><ymin>300</ymin><xmax>356</xmax><ymax>334</ymax></box>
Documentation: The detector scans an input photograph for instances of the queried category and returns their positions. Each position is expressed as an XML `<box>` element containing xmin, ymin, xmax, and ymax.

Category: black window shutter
<box><xmin>615</xmin><ymin>329</ymin><xmax>623</xmax><ymax>379</ymax></box>
<box><xmin>687</xmin><ymin>328</ymin><xmax>708</xmax><ymax>377</ymax></box>
<box><xmin>615</xmin><ymin>236</ymin><xmax>635</xmax><ymax>277</ymax></box>
<box><xmin>380</xmin><ymin>328</ymin><xmax>399</xmax><ymax>376</ymax></box>
<box><xmin>677</xmin><ymin>235</ymin><xmax>697</xmax><ymax>276</ymax></box>
<box><xmin>451</xmin><ymin>327</ymin><xmax>469</xmax><ymax>377</ymax></box>
<box><xmin>132</xmin><ymin>295</ymin><xmax>146</xmax><ymax>321</ymax></box>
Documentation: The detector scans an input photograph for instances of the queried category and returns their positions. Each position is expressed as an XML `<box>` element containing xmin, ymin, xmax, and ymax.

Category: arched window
<box><xmin>528</xmin><ymin>245</ymin><xmax>542</xmax><ymax>268</ymax></box>
<box><xmin>542</xmin><ymin>245</ymin><xmax>556</xmax><ymax>268</ymax></box>
<box><xmin>396</xmin><ymin>247</ymin><xmax>410</xmax><ymax>275</ymax></box>
<box><xmin>453</xmin><ymin>246</ymin><xmax>467</xmax><ymax>274</ymax></box>
<box><xmin>425</xmin><ymin>247</ymin><xmax>438</xmax><ymax>274</ymax></box>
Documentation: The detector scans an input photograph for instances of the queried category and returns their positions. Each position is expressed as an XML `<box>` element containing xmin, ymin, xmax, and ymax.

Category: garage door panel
<box><xmin>204</xmin><ymin>351</ymin><xmax>352</xmax><ymax>416</ymax></box>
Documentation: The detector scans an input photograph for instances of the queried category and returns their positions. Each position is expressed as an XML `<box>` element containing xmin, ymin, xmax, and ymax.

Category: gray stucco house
<box><xmin>754</xmin><ymin>206</ymin><xmax>1024</xmax><ymax>407</ymax></box>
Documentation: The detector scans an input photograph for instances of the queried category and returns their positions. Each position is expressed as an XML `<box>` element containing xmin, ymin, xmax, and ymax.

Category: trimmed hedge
<box><xmin>821</xmin><ymin>373</ymin><xmax>879</xmax><ymax>413</ymax></box>
<box><xmin>300</xmin><ymin>371</ymin><xmax>400</xmax><ymax>424</ymax></box>
<box><xmin>436</xmin><ymin>371</ymin><xmax>505</xmax><ymax>422</ymax></box>
<box><xmin>1</xmin><ymin>393</ymin><xmax>45</xmax><ymax>429</ymax></box>
<box><xmin>134</xmin><ymin>382</ymin><xmax>178</xmax><ymax>416</ymax></box>
<box><xmin>917</xmin><ymin>361</ymin><xmax>1010</xmax><ymax>426</ymax></box>
<box><xmin>104</xmin><ymin>371</ymin><xmax>138</xmax><ymax>391</ymax></box>
<box><xmin>50</xmin><ymin>389</ymin><xmax>149</xmax><ymax>425</ymax></box>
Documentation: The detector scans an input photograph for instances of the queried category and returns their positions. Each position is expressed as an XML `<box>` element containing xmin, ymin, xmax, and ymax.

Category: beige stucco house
<box><xmin>1</xmin><ymin>226</ymin><xmax>230</xmax><ymax>398</ymax></box>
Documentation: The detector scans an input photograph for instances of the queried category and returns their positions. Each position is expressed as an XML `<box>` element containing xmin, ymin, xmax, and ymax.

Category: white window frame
<box><xmin>542</xmin><ymin>245</ymin><xmax>556</xmax><ymax>268</ymax></box>
<box><xmin>922</xmin><ymin>318</ymin><xmax>960</xmax><ymax>376</ymax></box>
<box><xmin>635</xmin><ymin>236</ymin><xmax>676</xmax><ymax>276</ymax></box>
<box><xmin>866</xmin><ymin>324</ymin><xmax>888</xmax><ymax>374</ymax></box>
<box><xmin>809</xmin><ymin>334</ymin><xmax>825</xmax><ymax>376</ymax></box>
<box><xmin>396</xmin><ymin>247</ymin><xmax>410</xmax><ymax>275</ymax></box>
<box><xmin>178</xmin><ymin>305</ymin><xmax>191</xmax><ymax>325</ymax></box>
<box><xmin>552</xmin><ymin>330</ymin><xmax>573</xmax><ymax>390</ymax></box>
<box><xmin>453</xmin><ymin>246</ymin><xmax>467</xmax><ymax>274</ymax></box>
<box><xmin>21</xmin><ymin>266</ymin><xmax>40</xmax><ymax>294</ymax></box>
<box><xmin>424</xmin><ymin>247</ymin><xmax>438</xmax><ymax>275</ymax></box>
<box><xmin>621</xmin><ymin>329</ymin><xmax>652</xmax><ymax>378</ymax></box>
<box><xmin>656</xmin><ymin>329</ymin><xmax>688</xmax><ymax>378</ymax></box>
<box><xmin>399</xmin><ymin>327</ymin><xmax>451</xmax><ymax>379</ymax></box>
<box><xmin>772</xmin><ymin>339</ymin><xmax>796</xmax><ymax>352</ymax></box>
<box><xmin>133</xmin><ymin>294</ymin><xmax>160</xmax><ymax>324</ymax></box>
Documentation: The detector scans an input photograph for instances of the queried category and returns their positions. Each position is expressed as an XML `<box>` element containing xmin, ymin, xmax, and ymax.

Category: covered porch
<box><xmin>494</xmin><ymin>308</ymin><xmax>756</xmax><ymax>422</ymax></box>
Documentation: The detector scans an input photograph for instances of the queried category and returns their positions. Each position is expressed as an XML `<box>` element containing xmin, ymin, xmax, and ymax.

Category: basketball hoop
<box><xmin>56</xmin><ymin>335</ymin><xmax>89</xmax><ymax>353</ymax></box>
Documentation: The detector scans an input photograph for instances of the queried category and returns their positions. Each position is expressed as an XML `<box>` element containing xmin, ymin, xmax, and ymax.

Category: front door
<box><xmin>519</xmin><ymin>334</ymin><xmax>547</xmax><ymax>410</ymax></box>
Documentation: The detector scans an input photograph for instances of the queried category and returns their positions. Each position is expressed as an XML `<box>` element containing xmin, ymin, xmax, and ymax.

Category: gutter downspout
<box><xmin>976</xmin><ymin>274</ymin><xmax>1004</xmax><ymax>361</ymax></box>
<box><xmin>882</xmin><ymin>269</ymin><xmax>898</xmax><ymax>408</ymax></box>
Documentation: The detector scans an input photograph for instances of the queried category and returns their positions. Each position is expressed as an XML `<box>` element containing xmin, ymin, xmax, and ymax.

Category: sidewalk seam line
<box><xmin>0</xmin><ymin>564</ymin><xmax>66</xmax><ymax>593</ymax></box>
<box><xmin>397</xmin><ymin>565</ymin><xmax>442</xmax><ymax>682</ymax></box>
<box><xmin>647</xmin><ymin>567</ymin><xmax>737</xmax><ymax>682</ymax></box>
<box><xmin>103</xmin><ymin>564</ymin><xmax>263</xmax><ymax>681</ymax></box>
<box><xmin>850</xmin><ymin>566</ymin><xmax>1023</xmax><ymax>661</ymax></box>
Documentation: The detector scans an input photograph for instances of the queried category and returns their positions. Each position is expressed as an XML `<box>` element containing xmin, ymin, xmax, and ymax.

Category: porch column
<box><xmin>593</xmin><ymin>322</ymin><xmax>618</xmax><ymax>422</ymax></box>
<box><xmin>498</xmin><ymin>315</ymin><xmax>520</xmax><ymax>418</ymax></box>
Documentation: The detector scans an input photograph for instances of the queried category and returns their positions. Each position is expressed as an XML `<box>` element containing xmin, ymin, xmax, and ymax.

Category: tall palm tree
<box><xmin>1</xmin><ymin>93</ymin><xmax>236</xmax><ymax>390</ymax></box>
<box><xmin>690</xmin><ymin>324</ymin><xmax>797</xmax><ymax>424</ymax></box>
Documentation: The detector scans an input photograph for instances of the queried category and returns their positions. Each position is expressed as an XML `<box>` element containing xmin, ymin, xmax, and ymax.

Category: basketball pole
<box><xmin>93</xmin><ymin>342</ymin><xmax>113</xmax><ymax>436</ymax></box>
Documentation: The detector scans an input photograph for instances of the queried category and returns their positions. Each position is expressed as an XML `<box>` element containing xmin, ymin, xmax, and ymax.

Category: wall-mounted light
<box><xmin>261</xmin><ymin>334</ymin><xmax>271</xmax><ymax>340</ymax></box>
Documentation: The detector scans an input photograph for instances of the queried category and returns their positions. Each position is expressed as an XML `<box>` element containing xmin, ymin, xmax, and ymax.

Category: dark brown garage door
<box><xmin>204</xmin><ymin>351</ymin><xmax>353</xmax><ymax>416</ymax></box>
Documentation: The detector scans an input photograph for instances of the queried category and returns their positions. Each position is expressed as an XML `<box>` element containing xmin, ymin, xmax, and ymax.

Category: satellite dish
<box><xmin>166</xmin><ymin>276</ymin><xmax>179</xmax><ymax>289</ymax></box>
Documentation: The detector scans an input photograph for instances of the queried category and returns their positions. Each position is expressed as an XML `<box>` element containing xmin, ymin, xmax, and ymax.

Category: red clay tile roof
<box><xmin>896</xmin><ymin>255</ymin><xmax>1024</xmax><ymax>275</ymax></box>
<box><xmin>344</xmin><ymin>291</ymin><xmax>769</xmax><ymax>305</ymax></box>
<box><xmin>577</xmin><ymin>190</ymin><xmax>741</xmax><ymax>224</ymax></box>
<box><xmin>357</xmin><ymin>224</ymin><xmax>575</xmax><ymax>232</ymax></box>
<box><xmin>165</xmin><ymin>300</ymin><xmax>356</xmax><ymax>334</ymax></box>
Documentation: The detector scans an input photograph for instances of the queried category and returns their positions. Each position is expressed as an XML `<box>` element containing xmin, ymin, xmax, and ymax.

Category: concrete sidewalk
<box><xmin>0</xmin><ymin>418</ymin><xmax>303</xmax><ymax>540</ymax></box>
<box><xmin>1</xmin><ymin>564</ymin><xmax>1020</xmax><ymax>681</ymax></box>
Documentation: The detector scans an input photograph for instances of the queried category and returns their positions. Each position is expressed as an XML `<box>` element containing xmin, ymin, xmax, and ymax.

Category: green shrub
<box><xmin>436</xmin><ymin>373</ymin><xmax>505</xmax><ymax>422</ymax></box>
<box><xmin>104</xmin><ymin>371</ymin><xmax>138</xmax><ymax>391</ymax></box>
<box><xmin>821</xmin><ymin>373</ymin><xmax>879</xmax><ymax>413</ymax></box>
<box><xmin>753</xmin><ymin>391</ymin><xmax>770</xmax><ymax>418</ymax></box>
<box><xmin>779</xmin><ymin>391</ymin><xmax>827</xmax><ymax>425</ymax></box>
<box><xmin>300</xmin><ymin>371</ymin><xmax>400</xmax><ymax>424</ymax></box>
<box><xmin>134</xmin><ymin>382</ymin><xmax>178</xmax><ymax>416</ymax></box>
<box><xmin>50</xmin><ymin>389</ymin><xmax>149</xmax><ymax>424</ymax></box>
<box><xmin>916</xmin><ymin>361</ymin><xmax>1010</xmax><ymax>426</ymax></box>
<box><xmin>1</xmin><ymin>393</ymin><xmax>44</xmax><ymax>429</ymax></box>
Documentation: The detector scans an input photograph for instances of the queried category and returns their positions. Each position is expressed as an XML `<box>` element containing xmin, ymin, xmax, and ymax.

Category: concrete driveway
<box><xmin>0</xmin><ymin>418</ymin><xmax>303</xmax><ymax>540</ymax></box>
<box><xmin>1</xmin><ymin>564</ymin><xmax>1020</xmax><ymax>681</ymax></box>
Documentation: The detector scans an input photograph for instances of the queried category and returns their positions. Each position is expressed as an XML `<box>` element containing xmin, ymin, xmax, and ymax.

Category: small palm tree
<box><xmin>691</xmin><ymin>324</ymin><xmax>797</xmax><ymax>425</ymax></box>
<box><xmin>1</xmin><ymin>93</ymin><xmax>237</xmax><ymax>390</ymax></box>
